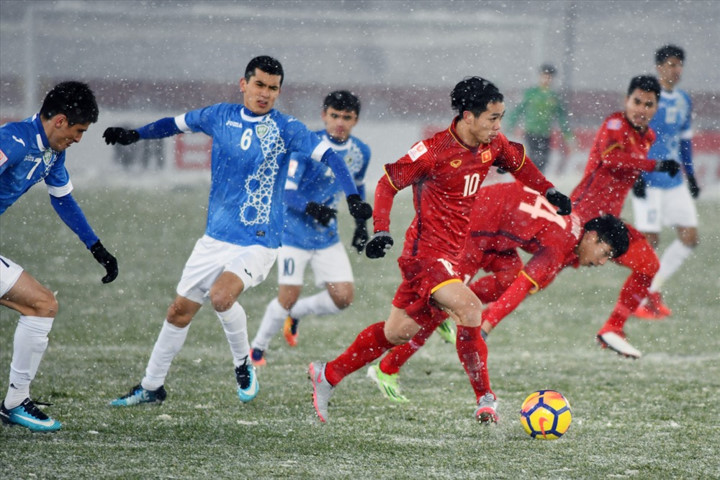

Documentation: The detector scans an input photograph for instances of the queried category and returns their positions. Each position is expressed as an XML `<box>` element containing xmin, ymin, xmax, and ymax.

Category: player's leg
<box><xmin>251</xmin><ymin>285</ymin><xmax>301</xmax><ymax>365</ymax></box>
<box><xmin>215</xmin><ymin>244</ymin><xmax>276</xmax><ymax>403</ymax></box>
<box><xmin>432</xmin><ymin>281</ymin><xmax>497</xmax><ymax>423</ymax></box>
<box><xmin>1</xmin><ymin>262</ymin><xmax>62</xmax><ymax>432</ymax></box>
<box><xmin>597</xmin><ymin>225</ymin><xmax>658</xmax><ymax>358</ymax></box>
<box><xmin>469</xmin><ymin>250</ymin><xmax>523</xmax><ymax>304</ymax></box>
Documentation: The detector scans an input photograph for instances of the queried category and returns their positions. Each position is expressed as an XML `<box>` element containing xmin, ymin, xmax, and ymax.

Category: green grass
<box><xmin>1</xmin><ymin>184</ymin><xmax>719</xmax><ymax>479</ymax></box>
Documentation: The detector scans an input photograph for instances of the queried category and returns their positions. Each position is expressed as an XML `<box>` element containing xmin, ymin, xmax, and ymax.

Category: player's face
<box><xmin>577</xmin><ymin>231</ymin><xmax>614</xmax><ymax>267</ymax></box>
<box><xmin>322</xmin><ymin>107</ymin><xmax>358</xmax><ymax>143</ymax></box>
<box><xmin>463</xmin><ymin>101</ymin><xmax>505</xmax><ymax>146</ymax></box>
<box><xmin>46</xmin><ymin>115</ymin><xmax>90</xmax><ymax>151</ymax></box>
<box><xmin>240</xmin><ymin>68</ymin><xmax>282</xmax><ymax>115</ymax></box>
<box><xmin>624</xmin><ymin>89</ymin><xmax>658</xmax><ymax>131</ymax></box>
<box><xmin>656</xmin><ymin>56</ymin><xmax>683</xmax><ymax>88</ymax></box>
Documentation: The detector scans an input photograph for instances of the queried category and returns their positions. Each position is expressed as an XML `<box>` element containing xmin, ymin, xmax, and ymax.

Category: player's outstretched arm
<box><xmin>103</xmin><ymin>117</ymin><xmax>181</xmax><ymax>145</ymax></box>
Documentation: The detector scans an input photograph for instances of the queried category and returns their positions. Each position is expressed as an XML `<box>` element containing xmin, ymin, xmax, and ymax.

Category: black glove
<box><xmin>305</xmin><ymin>202</ymin><xmax>336</xmax><ymax>226</ymax></box>
<box><xmin>655</xmin><ymin>159</ymin><xmax>680</xmax><ymax>177</ymax></box>
<box><xmin>103</xmin><ymin>127</ymin><xmax>140</xmax><ymax>146</ymax></box>
<box><xmin>545</xmin><ymin>188</ymin><xmax>572</xmax><ymax>215</ymax></box>
<box><xmin>90</xmin><ymin>240</ymin><xmax>118</xmax><ymax>284</ymax></box>
<box><xmin>365</xmin><ymin>231</ymin><xmax>394</xmax><ymax>259</ymax></box>
<box><xmin>346</xmin><ymin>194</ymin><xmax>373</xmax><ymax>221</ymax></box>
<box><xmin>687</xmin><ymin>173</ymin><xmax>700</xmax><ymax>199</ymax></box>
<box><xmin>351</xmin><ymin>219</ymin><xmax>369</xmax><ymax>254</ymax></box>
<box><xmin>632</xmin><ymin>176</ymin><xmax>646</xmax><ymax>198</ymax></box>
<box><xmin>492</xmin><ymin>159</ymin><xmax>507</xmax><ymax>175</ymax></box>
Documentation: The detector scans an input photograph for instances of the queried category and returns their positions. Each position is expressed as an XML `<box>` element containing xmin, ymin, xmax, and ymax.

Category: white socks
<box><xmin>650</xmin><ymin>239</ymin><xmax>694</xmax><ymax>292</ymax></box>
<box><xmin>290</xmin><ymin>290</ymin><xmax>341</xmax><ymax>319</ymax></box>
<box><xmin>5</xmin><ymin>316</ymin><xmax>54</xmax><ymax>409</ymax></box>
<box><xmin>142</xmin><ymin>320</ymin><xmax>189</xmax><ymax>391</ymax></box>
<box><xmin>251</xmin><ymin>298</ymin><xmax>289</xmax><ymax>351</ymax></box>
<box><xmin>216</xmin><ymin>302</ymin><xmax>250</xmax><ymax>367</ymax></box>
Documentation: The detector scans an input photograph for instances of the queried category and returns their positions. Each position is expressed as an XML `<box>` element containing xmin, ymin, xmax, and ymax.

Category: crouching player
<box><xmin>367</xmin><ymin>182</ymin><xmax>629</xmax><ymax>402</ymax></box>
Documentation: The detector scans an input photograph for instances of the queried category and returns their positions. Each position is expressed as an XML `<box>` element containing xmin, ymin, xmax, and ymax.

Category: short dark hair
<box><xmin>245</xmin><ymin>55</ymin><xmax>284</xmax><ymax>86</ymax></box>
<box><xmin>627</xmin><ymin>75</ymin><xmax>661</xmax><ymax>101</ymax></box>
<box><xmin>655</xmin><ymin>44</ymin><xmax>685</xmax><ymax>65</ymax></box>
<box><xmin>584</xmin><ymin>214</ymin><xmax>629</xmax><ymax>258</ymax></box>
<box><xmin>450</xmin><ymin>76</ymin><xmax>504</xmax><ymax>116</ymax></box>
<box><xmin>540</xmin><ymin>63</ymin><xmax>557</xmax><ymax>75</ymax></box>
<box><xmin>323</xmin><ymin>90</ymin><xmax>361</xmax><ymax>116</ymax></box>
<box><xmin>39</xmin><ymin>81</ymin><xmax>98</xmax><ymax>125</ymax></box>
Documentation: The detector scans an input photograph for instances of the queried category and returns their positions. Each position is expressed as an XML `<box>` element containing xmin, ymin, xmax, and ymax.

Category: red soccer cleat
<box><xmin>634</xmin><ymin>292</ymin><xmax>672</xmax><ymax>320</ymax></box>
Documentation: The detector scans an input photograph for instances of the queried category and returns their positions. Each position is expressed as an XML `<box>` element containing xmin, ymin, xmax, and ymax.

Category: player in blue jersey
<box><xmin>249</xmin><ymin>91</ymin><xmax>371</xmax><ymax>366</ymax></box>
<box><xmin>631</xmin><ymin>45</ymin><xmax>699</xmax><ymax>319</ymax></box>
<box><xmin>104</xmin><ymin>56</ymin><xmax>372</xmax><ymax>407</ymax></box>
<box><xmin>1</xmin><ymin>81</ymin><xmax>118</xmax><ymax>432</ymax></box>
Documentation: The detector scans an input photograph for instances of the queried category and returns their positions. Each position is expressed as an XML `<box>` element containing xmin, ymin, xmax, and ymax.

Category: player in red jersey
<box><xmin>308</xmin><ymin>77</ymin><xmax>572</xmax><ymax>424</ymax></box>
<box><xmin>570</xmin><ymin>75</ymin><xmax>680</xmax><ymax>359</ymax></box>
<box><xmin>366</xmin><ymin>182</ymin><xmax>630</xmax><ymax>402</ymax></box>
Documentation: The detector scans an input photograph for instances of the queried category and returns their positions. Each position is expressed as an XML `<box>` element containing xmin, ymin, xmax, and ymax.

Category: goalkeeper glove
<box><xmin>545</xmin><ymin>188</ymin><xmax>572</xmax><ymax>215</ymax></box>
<box><xmin>632</xmin><ymin>176</ymin><xmax>646</xmax><ymax>198</ymax></box>
<box><xmin>351</xmin><ymin>219</ymin><xmax>369</xmax><ymax>254</ymax></box>
<box><xmin>346</xmin><ymin>194</ymin><xmax>372</xmax><ymax>221</ymax></box>
<box><xmin>305</xmin><ymin>202</ymin><xmax>337</xmax><ymax>226</ymax></box>
<box><xmin>103</xmin><ymin>127</ymin><xmax>140</xmax><ymax>146</ymax></box>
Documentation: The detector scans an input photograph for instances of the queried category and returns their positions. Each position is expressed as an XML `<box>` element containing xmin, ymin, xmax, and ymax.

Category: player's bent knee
<box><xmin>32</xmin><ymin>288</ymin><xmax>58</xmax><ymax>318</ymax></box>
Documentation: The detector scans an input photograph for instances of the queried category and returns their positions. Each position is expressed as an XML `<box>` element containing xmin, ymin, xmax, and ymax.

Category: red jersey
<box><xmin>465</xmin><ymin>182</ymin><xmax>583</xmax><ymax>291</ymax></box>
<box><xmin>571</xmin><ymin>111</ymin><xmax>657</xmax><ymax>222</ymax></box>
<box><xmin>373</xmin><ymin>118</ymin><xmax>554</xmax><ymax>260</ymax></box>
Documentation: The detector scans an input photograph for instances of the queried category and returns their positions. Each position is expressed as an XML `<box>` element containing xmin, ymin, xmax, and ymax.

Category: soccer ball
<box><xmin>519</xmin><ymin>390</ymin><xmax>572</xmax><ymax>440</ymax></box>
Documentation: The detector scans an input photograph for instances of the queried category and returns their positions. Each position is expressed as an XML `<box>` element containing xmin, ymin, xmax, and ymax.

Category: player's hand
<box><xmin>545</xmin><ymin>188</ymin><xmax>572</xmax><ymax>215</ymax></box>
<box><xmin>90</xmin><ymin>241</ymin><xmax>118</xmax><ymax>284</ymax></box>
<box><xmin>655</xmin><ymin>159</ymin><xmax>680</xmax><ymax>177</ymax></box>
<box><xmin>365</xmin><ymin>231</ymin><xmax>393</xmax><ymax>259</ymax></box>
<box><xmin>346</xmin><ymin>194</ymin><xmax>372</xmax><ymax>221</ymax></box>
<box><xmin>686</xmin><ymin>173</ymin><xmax>701</xmax><ymax>199</ymax></box>
<box><xmin>305</xmin><ymin>202</ymin><xmax>337</xmax><ymax>226</ymax></box>
<box><xmin>632</xmin><ymin>176</ymin><xmax>646</xmax><ymax>198</ymax></box>
<box><xmin>351</xmin><ymin>219</ymin><xmax>369</xmax><ymax>254</ymax></box>
<box><xmin>103</xmin><ymin>127</ymin><xmax>140</xmax><ymax>146</ymax></box>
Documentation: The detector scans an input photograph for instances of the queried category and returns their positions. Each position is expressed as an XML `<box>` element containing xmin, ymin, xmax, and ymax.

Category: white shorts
<box><xmin>176</xmin><ymin>235</ymin><xmax>277</xmax><ymax>304</ymax></box>
<box><xmin>277</xmin><ymin>242</ymin><xmax>353</xmax><ymax>288</ymax></box>
<box><xmin>0</xmin><ymin>255</ymin><xmax>24</xmax><ymax>297</ymax></box>
<box><xmin>631</xmin><ymin>182</ymin><xmax>698</xmax><ymax>233</ymax></box>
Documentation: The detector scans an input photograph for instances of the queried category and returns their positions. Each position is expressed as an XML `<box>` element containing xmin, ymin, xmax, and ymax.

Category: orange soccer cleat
<box><xmin>634</xmin><ymin>292</ymin><xmax>672</xmax><ymax>320</ymax></box>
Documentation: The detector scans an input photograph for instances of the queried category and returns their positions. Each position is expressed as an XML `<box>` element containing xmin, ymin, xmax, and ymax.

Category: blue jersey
<box><xmin>643</xmin><ymin>88</ymin><xmax>692</xmax><ymax>189</ymax></box>
<box><xmin>1</xmin><ymin>115</ymin><xmax>73</xmax><ymax>215</ymax></box>
<box><xmin>282</xmin><ymin>131</ymin><xmax>371</xmax><ymax>250</ymax></box>
<box><xmin>174</xmin><ymin>104</ymin><xmax>332</xmax><ymax>248</ymax></box>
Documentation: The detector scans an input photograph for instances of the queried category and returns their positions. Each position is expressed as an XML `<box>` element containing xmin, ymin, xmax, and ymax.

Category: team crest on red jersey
<box><xmin>450</xmin><ymin>159</ymin><xmax>462</xmax><ymax>168</ymax></box>
<box><xmin>481</xmin><ymin>150</ymin><xmax>493</xmax><ymax>163</ymax></box>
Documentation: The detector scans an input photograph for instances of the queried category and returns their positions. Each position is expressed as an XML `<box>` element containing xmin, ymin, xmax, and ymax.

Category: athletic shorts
<box><xmin>176</xmin><ymin>235</ymin><xmax>277</xmax><ymax>304</ymax></box>
<box><xmin>631</xmin><ymin>182</ymin><xmax>698</xmax><ymax>233</ymax></box>
<box><xmin>276</xmin><ymin>242</ymin><xmax>353</xmax><ymax>287</ymax></box>
<box><xmin>0</xmin><ymin>255</ymin><xmax>24</xmax><ymax>297</ymax></box>
<box><xmin>392</xmin><ymin>254</ymin><xmax>463</xmax><ymax>328</ymax></box>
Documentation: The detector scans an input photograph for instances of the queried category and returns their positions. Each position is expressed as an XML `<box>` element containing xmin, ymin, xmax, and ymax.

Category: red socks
<box><xmin>325</xmin><ymin>322</ymin><xmax>394</xmax><ymax>386</ymax></box>
<box><xmin>456</xmin><ymin>325</ymin><xmax>491</xmax><ymax>402</ymax></box>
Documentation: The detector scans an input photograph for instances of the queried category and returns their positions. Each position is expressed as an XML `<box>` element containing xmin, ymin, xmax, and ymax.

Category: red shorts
<box><xmin>392</xmin><ymin>254</ymin><xmax>463</xmax><ymax>328</ymax></box>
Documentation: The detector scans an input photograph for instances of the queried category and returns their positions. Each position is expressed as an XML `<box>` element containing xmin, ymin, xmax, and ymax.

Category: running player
<box><xmin>367</xmin><ymin>182</ymin><xmax>629</xmax><ymax>402</ymax></box>
<box><xmin>571</xmin><ymin>75</ymin><xmax>680</xmax><ymax>358</ymax></box>
<box><xmin>631</xmin><ymin>45</ymin><xmax>699</xmax><ymax>319</ymax></box>
<box><xmin>308</xmin><ymin>76</ymin><xmax>572</xmax><ymax>424</ymax></box>
<box><xmin>1</xmin><ymin>81</ymin><xmax>118</xmax><ymax>432</ymax></box>
<box><xmin>250</xmin><ymin>90</ymin><xmax>371</xmax><ymax>366</ymax></box>
<box><xmin>105</xmin><ymin>56</ymin><xmax>372</xmax><ymax>407</ymax></box>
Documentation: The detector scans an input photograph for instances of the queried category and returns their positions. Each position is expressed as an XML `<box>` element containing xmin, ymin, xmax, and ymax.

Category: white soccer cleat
<box><xmin>308</xmin><ymin>361</ymin><xmax>334</xmax><ymax>423</ymax></box>
<box><xmin>596</xmin><ymin>331</ymin><xmax>642</xmax><ymax>359</ymax></box>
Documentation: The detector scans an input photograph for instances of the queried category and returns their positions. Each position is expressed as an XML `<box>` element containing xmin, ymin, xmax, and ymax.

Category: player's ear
<box><xmin>239</xmin><ymin>77</ymin><xmax>247</xmax><ymax>93</ymax></box>
<box><xmin>53</xmin><ymin>114</ymin><xmax>68</xmax><ymax>128</ymax></box>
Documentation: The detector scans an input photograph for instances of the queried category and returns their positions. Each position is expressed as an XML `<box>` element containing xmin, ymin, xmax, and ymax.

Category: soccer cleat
<box><xmin>283</xmin><ymin>316</ymin><xmax>299</xmax><ymax>347</ymax></box>
<box><xmin>109</xmin><ymin>384</ymin><xmax>167</xmax><ymax>407</ymax></box>
<box><xmin>251</xmin><ymin>348</ymin><xmax>266</xmax><ymax>367</ymax></box>
<box><xmin>436</xmin><ymin>319</ymin><xmax>456</xmax><ymax>344</ymax></box>
<box><xmin>596</xmin><ymin>330</ymin><xmax>642</xmax><ymax>359</ymax></box>
<box><xmin>367</xmin><ymin>364</ymin><xmax>408</xmax><ymax>403</ymax></box>
<box><xmin>1</xmin><ymin>398</ymin><xmax>62</xmax><ymax>432</ymax></box>
<box><xmin>475</xmin><ymin>392</ymin><xmax>499</xmax><ymax>424</ymax></box>
<box><xmin>634</xmin><ymin>292</ymin><xmax>672</xmax><ymax>320</ymax></box>
<box><xmin>235</xmin><ymin>359</ymin><xmax>259</xmax><ymax>403</ymax></box>
<box><xmin>308</xmin><ymin>361</ymin><xmax>334</xmax><ymax>423</ymax></box>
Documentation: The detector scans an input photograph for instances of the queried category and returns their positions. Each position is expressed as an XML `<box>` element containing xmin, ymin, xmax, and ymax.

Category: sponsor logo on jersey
<box><xmin>450</xmin><ymin>159</ymin><xmax>462</xmax><ymax>168</ymax></box>
<box><xmin>225</xmin><ymin>120</ymin><xmax>243</xmax><ymax>129</ymax></box>
<box><xmin>0</xmin><ymin>149</ymin><xmax>7</xmax><ymax>166</ymax></box>
<box><xmin>607</xmin><ymin>119</ymin><xmax>622</xmax><ymax>130</ymax></box>
<box><xmin>255</xmin><ymin>124</ymin><xmax>269</xmax><ymax>138</ymax></box>
<box><xmin>408</xmin><ymin>141</ymin><xmax>427</xmax><ymax>161</ymax></box>
<box><xmin>12</xmin><ymin>135</ymin><xmax>26</xmax><ymax>147</ymax></box>
<box><xmin>481</xmin><ymin>150</ymin><xmax>493</xmax><ymax>163</ymax></box>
